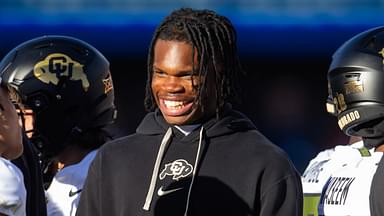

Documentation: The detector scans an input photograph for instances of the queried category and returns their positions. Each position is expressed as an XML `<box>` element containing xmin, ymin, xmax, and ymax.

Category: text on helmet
<box><xmin>338</xmin><ymin>110</ymin><xmax>361</xmax><ymax>130</ymax></box>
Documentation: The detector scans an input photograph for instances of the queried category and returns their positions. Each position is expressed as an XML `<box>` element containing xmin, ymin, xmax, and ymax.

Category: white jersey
<box><xmin>46</xmin><ymin>150</ymin><xmax>97</xmax><ymax>216</ymax></box>
<box><xmin>0</xmin><ymin>157</ymin><xmax>26</xmax><ymax>216</ymax></box>
<box><xmin>302</xmin><ymin>141</ymin><xmax>383</xmax><ymax>216</ymax></box>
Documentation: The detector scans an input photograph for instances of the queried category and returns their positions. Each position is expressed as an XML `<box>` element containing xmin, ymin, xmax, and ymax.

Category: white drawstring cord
<box><xmin>184</xmin><ymin>126</ymin><xmax>204</xmax><ymax>216</ymax></box>
<box><xmin>143</xmin><ymin>127</ymin><xmax>173</xmax><ymax>211</ymax></box>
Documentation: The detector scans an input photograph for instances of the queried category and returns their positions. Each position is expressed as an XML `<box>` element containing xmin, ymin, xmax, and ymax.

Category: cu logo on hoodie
<box><xmin>159</xmin><ymin>159</ymin><xmax>193</xmax><ymax>181</ymax></box>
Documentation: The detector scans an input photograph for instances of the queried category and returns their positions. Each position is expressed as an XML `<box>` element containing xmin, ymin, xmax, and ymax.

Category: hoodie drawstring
<box><xmin>184</xmin><ymin>126</ymin><xmax>204</xmax><ymax>216</ymax></box>
<box><xmin>143</xmin><ymin>127</ymin><xmax>173</xmax><ymax>211</ymax></box>
<box><xmin>142</xmin><ymin>126</ymin><xmax>205</xmax><ymax>214</ymax></box>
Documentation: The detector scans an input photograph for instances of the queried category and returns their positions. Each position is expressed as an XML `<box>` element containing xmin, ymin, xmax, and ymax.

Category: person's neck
<box><xmin>348</xmin><ymin>136</ymin><xmax>362</xmax><ymax>145</ymax></box>
<box><xmin>55</xmin><ymin>145</ymin><xmax>92</xmax><ymax>169</ymax></box>
<box><xmin>375</xmin><ymin>144</ymin><xmax>384</xmax><ymax>152</ymax></box>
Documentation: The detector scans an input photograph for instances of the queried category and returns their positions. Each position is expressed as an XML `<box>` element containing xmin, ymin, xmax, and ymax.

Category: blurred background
<box><xmin>1</xmin><ymin>0</ymin><xmax>383</xmax><ymax>172</ymax></box>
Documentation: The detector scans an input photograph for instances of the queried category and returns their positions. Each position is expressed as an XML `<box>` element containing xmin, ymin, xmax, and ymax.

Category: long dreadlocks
<box><xmin>145</xmin><ymin>8</ymin><xmax>244</xmax><ymax>115</ymax></box>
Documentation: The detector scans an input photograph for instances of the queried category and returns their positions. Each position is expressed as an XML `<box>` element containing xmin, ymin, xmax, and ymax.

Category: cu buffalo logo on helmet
<box><xmin>159</xmin><ymin>159</ymin><xmax>193</xmax><ymax>181</ymax></box>
<box><xmin>33</xmin><ymin>53</ymin><xmax>90</xmax><ymax>92</ymax></box>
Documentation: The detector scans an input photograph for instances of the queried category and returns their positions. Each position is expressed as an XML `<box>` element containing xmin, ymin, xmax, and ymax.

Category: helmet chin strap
<box><xmin>31</xmin><ymin>126</ymin><xmax>83</xmax><ymax>187</ymax></box>
<box><xmin>355</xmin><ymin>118</ymin><xmax>384</xmax><ymax>149</ymax></box>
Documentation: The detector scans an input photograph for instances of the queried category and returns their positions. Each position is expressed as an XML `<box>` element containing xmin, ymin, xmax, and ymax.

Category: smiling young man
<box><xmin>77</xmin><ymin>8</ymin><xmax>303</xmax><ymax>216</ymax></box>
<box><xmin>151</xmin><ymin>38</ymin><xmax>217</xmax><ymax>126</ymax></box>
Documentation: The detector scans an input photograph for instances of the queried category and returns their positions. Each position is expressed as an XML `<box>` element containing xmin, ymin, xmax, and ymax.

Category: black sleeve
<box><xmin>260</xmin><ymin>172</ymin><xmax>303</xmax><ymax>216</ymax></box>
<box><xmin>370</xmin><ymin>156</ymin><xmax>384</xmax><ymax>216</ymax></box>
<box><xmin>12</xmin><ymin>135</ymin><xmax>47</xmax><ymax>216</ymax></box>
<box><xmin>258</xmin><ymin>151</ymin><xmax>303</xmax><ymax>216</ymax></box>
<box><xmin>76</xmin><ymin>149</ymin><xmax>102</xmax><ymax>216</ymax></box>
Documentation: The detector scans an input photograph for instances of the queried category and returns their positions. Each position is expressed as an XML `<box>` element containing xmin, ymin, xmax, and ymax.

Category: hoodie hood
<box><xmin>136</xmin><ymin>104</ymin><xmax>256</xmax><ymax>138</ymax></box>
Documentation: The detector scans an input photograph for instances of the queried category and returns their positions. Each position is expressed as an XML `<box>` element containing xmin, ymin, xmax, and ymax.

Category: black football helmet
<box><xmin>326</xmin><ymin>26</ymin><xmax>384</xmax><ymax>136</ymax></box>
<box><xmin>0</xmin><ymin>35</ymin><xmax>117</xmax><ymax>158</ymax></box>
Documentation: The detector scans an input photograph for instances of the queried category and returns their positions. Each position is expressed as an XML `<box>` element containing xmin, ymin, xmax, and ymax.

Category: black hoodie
<box><xmin>77</xmin><ymin>108</ymin><xmax>303</xmax><ymax>216</ymax></box>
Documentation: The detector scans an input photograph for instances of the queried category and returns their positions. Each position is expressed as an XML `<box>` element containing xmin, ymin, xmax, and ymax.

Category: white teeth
<box><xmin>164</xmin><ymin>100</ymin><xmax>184</xmax><ymax>109</ymax></box>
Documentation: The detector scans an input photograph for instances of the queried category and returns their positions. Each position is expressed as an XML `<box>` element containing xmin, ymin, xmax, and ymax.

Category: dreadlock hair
<box><xmin>145</xmin><ymin>8</ymin><xmax>244</xmax><ymax>116</ymax></box>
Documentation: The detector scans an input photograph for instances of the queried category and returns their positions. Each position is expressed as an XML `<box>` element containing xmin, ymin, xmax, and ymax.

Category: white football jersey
<box><xmin>46</xmin><ymin>150</ymin><xmax>97</xmax><ymax>216</ymax></box>
<box><xmin>0</xmin><ymin>157</ymin><xmax>26</xmax><ymax>216</ymax></box>
<box><xmin>302</xmin><ymin>141</ymin><xmax>381</xmax><ymax>216</ymax></box>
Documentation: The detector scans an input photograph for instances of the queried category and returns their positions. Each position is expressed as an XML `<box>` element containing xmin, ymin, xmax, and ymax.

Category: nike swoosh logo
<box><xmin>157</xmin><ymin>186</ymin><xmax>183</xmax><ymax>196</ymax></box>
<box><xmin>69</xmin><ymin>189</ymin><xmax>82</xmax><ymax>197</ymax></box>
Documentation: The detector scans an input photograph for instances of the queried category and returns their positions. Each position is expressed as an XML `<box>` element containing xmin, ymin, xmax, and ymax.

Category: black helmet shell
<box><xmin>327</xmin><ymin>26</ymin><xmax>384</xmax><ymax>136</ymax></box>
<box><xmin>0</xmin><ymin>35</ymin><xmax>117</xmax><ymax>157</ymax></box>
